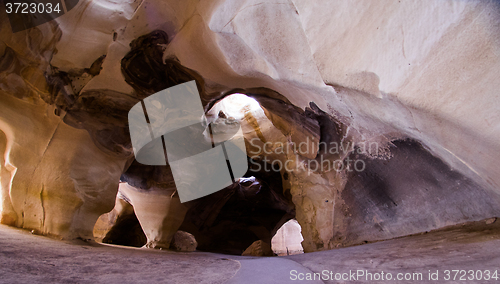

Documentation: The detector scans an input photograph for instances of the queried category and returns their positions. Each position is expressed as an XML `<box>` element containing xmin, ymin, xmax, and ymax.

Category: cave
<box><xmin>96</xmin><ymin>92</ymin><xmax>298</xmax><ymax>255</ymax></box>
<box><xmin>1</xmin><ymin>0</ymin><xmax>500</xmax><ymax>283</ymax></box>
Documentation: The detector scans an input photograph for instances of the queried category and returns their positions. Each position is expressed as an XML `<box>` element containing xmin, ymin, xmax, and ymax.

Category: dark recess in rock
<box><xmin>120</xmin><ymin>160</ymin><xmax>176</xmax><ymax>192</ymax></box>
<box><xmin>304</xmin><ymin>101</ymin><xmax>345</xmax><ymax>160</ymax></box>
<box><xmin>0</xmin><ymin>46</ymin><xmax>16</xmax><ymax>73</ymax></box>
<box><xmin>62</xmin><ymin>89</ymin><xmax>139</xmax><ymax>157</ymax></box>
<box><xmin>88</xmin><ymin>55</ymin><xmax>106</xmax><ymax>76</ymax></box>
<box><xmin>179</xmin><ymin>157</ymin><xmax>295</xmax><ymax>255</ymax></box>
<box><xmin>114</xmin><ymin>157</ymin><xmax>295</xmax><ymax>254</ymax></box>
<box><xmin>339</xmin><ymin>139</ymin><xmax>500</xmax><ymax>247</ymax></box>
<box><xmin>121</xmin><ymin>30</ymin><xmax>205</xmax><ymax>98</ymax></box>
<box><xmin>102</xmin><ymin>209</ymin><xmax>147</xmax><ymax>247</ymax></box>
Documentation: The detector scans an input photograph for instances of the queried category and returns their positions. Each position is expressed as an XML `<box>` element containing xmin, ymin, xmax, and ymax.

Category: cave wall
<box><xmin>0</xmin><ymin>0</ymin><xmax>499</xmax><ymax>252</ymax></box>
<box><xmin>0</xmin><ymin>94</ymin><xmax>127</xmax><ymax>240</ymax></box>
<box><xmin>0</xmin><ymin>18</ymin><xmax>128</xmax><ymax>240</ymax></box>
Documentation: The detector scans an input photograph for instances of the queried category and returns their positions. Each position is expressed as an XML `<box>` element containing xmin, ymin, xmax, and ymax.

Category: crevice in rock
<box><xmin>22</xmin><ymin>119</ymin><xmax>63</xmax><ymax>229</ymax></box>
<box><xmin>40</xmin><ymin>184</ymin><xmax>45</xmax><ymax>229</ymax></box>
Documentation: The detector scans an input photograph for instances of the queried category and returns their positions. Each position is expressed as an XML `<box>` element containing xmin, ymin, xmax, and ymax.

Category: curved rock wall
<box><xmin>0</xmin><ymin>17</ymin><xmax>127</xmax><ymax>239</ymax></box>
<box><xmin>0</xmin><ymin>94</ymin><xmax>127</xmax><ymax>240</ymax></box>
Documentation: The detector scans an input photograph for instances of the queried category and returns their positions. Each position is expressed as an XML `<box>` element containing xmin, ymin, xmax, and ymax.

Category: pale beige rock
<box><xmin>119</xmin><ymin>183</ymin><xmax>189</xmax><ymax>250</ymax></box>
<box><xmin>242</xmin><ymin>240</ymin><xmax>273</xmax><ymax>257</ymax></box>
<box><xmin>290</xmin><ymin>0</ymin><xmax>500</xmax><ymax>191</ymax></box>
<box><xmin>0</xmin><ymin>12</ymin><xmax>128</xmax><ymax>240</ymax></box>
<box><xmin>0</xmin><ymin>95</ymin><xmax>127</xmax><ymax>240</ymax></box>
<box><xmin>44</xmin><ymin>1</ymin><xmax>500</xmax><ymax>191</ymax></box>
<box><xmin>1</xmin><ymin>0</ymin><xmax>499</xmax><ymax>254</ymax></box>
<box><xmin>93</xmin><ymin>197</ymin><xmax>133</xmax><ymax>243</ymax></box>
<box><xmin>486</xmin><ymin>217</ymin><xmax>497</xmax><ymax>225</ymax></box>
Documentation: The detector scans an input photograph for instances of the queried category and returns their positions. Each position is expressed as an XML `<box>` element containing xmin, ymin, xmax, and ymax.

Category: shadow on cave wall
<box><xmin>337</xmin><ymin>139</ymin><xmax>500</xmax><ymax>247</ymax></box>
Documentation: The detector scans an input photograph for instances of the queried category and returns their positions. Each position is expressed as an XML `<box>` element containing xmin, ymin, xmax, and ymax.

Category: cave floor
<box><xmin>0</xmin><ymin>219</ymin><xmax>499</xmax><ymax>283</ymax></box>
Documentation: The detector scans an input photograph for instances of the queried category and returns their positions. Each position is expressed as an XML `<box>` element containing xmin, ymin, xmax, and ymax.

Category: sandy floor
<box><xmin>0</xmin><ymin>219</ymin><xmax>499</xmax><ymax>283</ymax></box>
<box><xmin>288</xmin><ymin>219</ymin><xmax>500</xmax><ymax>283</ymax></box>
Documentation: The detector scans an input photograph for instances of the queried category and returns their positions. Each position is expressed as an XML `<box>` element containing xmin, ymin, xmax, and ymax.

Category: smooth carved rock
<box><xmin>0</xmin><ymin>19</ymin><xmax>128</xmax><ymax>238</ymax></box>
<box><xmin>334</xmin><ymin>139</ymin><xmax>500</xmax><ymax>249</ymax></box>
<box><xmin>108</xmin><ymin>164</ymin><xmax>294</xmax><ymax>254</ymax></box>
<box><xmin>0</xmin><ymin>94</ymin><xmax>127</xmax><ymax>240</ymax></box>
<box><xmin>119</xmin><ymin>182</ymin><xmax>189</xmax><ymax>250</ymax></box>
<box><xmin>0</xmin><ymin>0</ymin><xmax>499</xmax><ymax>255</ymax></box>
<box><xmin>242</xmin><ymin>240</ymin><xmax>274</xmax><ymax>257</ymax></box>
<box><xmin>98</xmin><ymin>196</ymin><xmax>147</xmax><ymax>247</ymax></box>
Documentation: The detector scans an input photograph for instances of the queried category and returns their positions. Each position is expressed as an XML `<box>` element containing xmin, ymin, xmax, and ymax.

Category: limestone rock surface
<box><xmin>242</xmin><ymin>240</ymin><xmax>274</xmax><ymax>257</ymax></box>
<box><xmin>170</xmin><ymin>231</ymin><xmax>197</xmax><ymax>252</ymax></box>
<box><xmin>0</xmin><ymin>0</ymin><xmax>499</xmax><ymax>253</ymax></box>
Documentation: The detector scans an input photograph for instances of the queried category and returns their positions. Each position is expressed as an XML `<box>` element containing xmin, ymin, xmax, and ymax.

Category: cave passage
<box><xmin>94</xmin><ymin>92</ymin><xmax>302</xmax><ymax>255</ymax></box>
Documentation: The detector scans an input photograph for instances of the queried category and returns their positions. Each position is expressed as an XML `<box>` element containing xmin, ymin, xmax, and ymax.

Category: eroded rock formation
<box><xmin>1</xmin><ymin>0</ymin><xmax>499</xmax><ymax>254</ymax></box>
